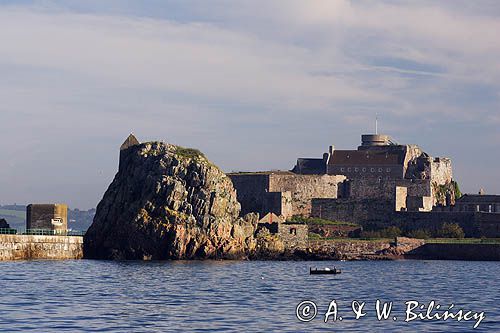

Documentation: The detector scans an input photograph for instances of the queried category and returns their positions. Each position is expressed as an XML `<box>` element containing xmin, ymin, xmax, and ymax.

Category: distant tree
<box><xmin>381</xmin><ymin>226</ymin><xmax>402</xmax><ymax>238</ymax></box>
<box><xmin>406</xmin><ymin>229</ymin><xmax>431</xmax><ymax>239</ymax></box>
<box><xmin>437</xmin><ymin>223</ymin><xmax>465</xmax><ymax>238</ymax></box>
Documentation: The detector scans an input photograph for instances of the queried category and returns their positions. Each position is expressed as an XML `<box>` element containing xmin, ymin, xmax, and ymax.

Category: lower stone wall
<box><xmin>0</xmin><ymin>235</ymin><xmax>83</xmax><ymax>260</ymax></box>
<box><xmin>409</xmin><ymin>243</ymin><xmax>500</xmax><ymax>261</ymax></box>
<box><xmin>311</xmin><ymin>198</ymin><xmax>500</xmax><ymax>238</ymax></box>
<box><xmin>306</xmin><ymin>239</ymin><xmax>392</xmax><ymax>259</ymax></box>
<box><xmin>308</xmin><ymin>224</ymin><xmax>362</xmax><ymax>238</ymax></box>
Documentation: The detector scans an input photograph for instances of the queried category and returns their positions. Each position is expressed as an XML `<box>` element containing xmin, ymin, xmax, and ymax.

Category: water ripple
<box><xmin>0</xmin><ymin>260</ymin><xmax>498</xmax><ymax>332</ymax></box>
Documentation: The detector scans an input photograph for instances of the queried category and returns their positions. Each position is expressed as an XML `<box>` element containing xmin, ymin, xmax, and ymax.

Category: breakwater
<box><xmin>0</xmin><ymin>235</ymin><xmax>83</xmax><ymax>260</ymax></box>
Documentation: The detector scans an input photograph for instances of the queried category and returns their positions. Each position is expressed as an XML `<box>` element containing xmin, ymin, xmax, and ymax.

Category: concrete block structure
<box><xmin>26</xmin><ymin>204</ymin><xmax>68</xmax><ymax>231</ymax></box>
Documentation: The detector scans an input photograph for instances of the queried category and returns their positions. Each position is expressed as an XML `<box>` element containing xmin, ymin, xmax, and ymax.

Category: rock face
<box><xmin>0</xmin><ymin>218</ymin><xmax>10</xmax><ymax>229</ymax></box>
<box><xmin>84</xmin><ymin>139</ymin><xmax>259</xmax><ymax>260</ymax></box>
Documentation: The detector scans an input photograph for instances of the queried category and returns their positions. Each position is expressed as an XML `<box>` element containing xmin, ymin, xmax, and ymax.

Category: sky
<box><xmin>0</xmin><ymin>0</ymin><xmax>499</xmax><ymax>209</ymax></box>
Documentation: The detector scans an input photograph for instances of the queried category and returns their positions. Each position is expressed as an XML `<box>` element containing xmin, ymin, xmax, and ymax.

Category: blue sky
<box><xmin>1</xmin><ymin>0</ymin><xmax>499</xmax><ymax>209</ymax></box>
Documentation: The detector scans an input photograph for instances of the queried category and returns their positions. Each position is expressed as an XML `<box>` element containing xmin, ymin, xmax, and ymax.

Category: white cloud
<box><xmin>0</xmin><ymin>1</ymin><xmax>499</xmax><ymax>207</ymax></box>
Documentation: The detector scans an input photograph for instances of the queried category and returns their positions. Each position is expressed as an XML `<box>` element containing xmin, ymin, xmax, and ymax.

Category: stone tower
<box><xmin>119</xmin><ymin>134</ymin><xmax>140</xmax><ymax>171</ymax></box>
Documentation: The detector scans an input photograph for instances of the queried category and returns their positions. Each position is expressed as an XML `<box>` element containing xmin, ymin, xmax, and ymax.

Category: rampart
<box><xmin>0</xmin><ymin>235</ymin><xmax>83</xmax><ymax>260</ymax></box>
<box><xmin>228</xmin><ymin>172</ymin><xmax>345</xmax><ymax>218</ymax></box>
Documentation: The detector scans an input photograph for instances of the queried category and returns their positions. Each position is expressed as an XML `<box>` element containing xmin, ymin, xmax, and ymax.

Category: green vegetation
<box><xmin>406</xmin><ymin>229</ymin><xmax>431</xmax><ymax>239</ymax></box>
<box><xmin>290</xmin><ymin>216</ymin><xmax>358</xmax><ymax>227</ymax></box>
<box><xmin>174</xmin><ymin>146</ymin><xmax>206</xmax><ymax>160</ymax></box>
<box><xmin>452</xmin><ymin>180</ymin><xmax>462</xmax><ymax>199</ymax></box>
<box><xmin>308</xmin><ymin>232</ymin><xmax>322</xmax><ymax>240</ymax></box>
<box><xmin>360</xmin><ymin>226</ymin><xmax>402</xmax><ymax>239</ymax></box>
<box><xmin>436</xmin><ymin>223</ymin><xmax>465</xmax><ymax>238</ymax></box>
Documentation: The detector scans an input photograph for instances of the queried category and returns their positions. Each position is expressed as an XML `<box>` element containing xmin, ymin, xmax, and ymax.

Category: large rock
<box><xmin>84</xmin><ymin>139</ymin><xmax>259</xmax><ymax>260</ymax></box>
<box><xmin>0</xmin><ymin>218</ymin><xmax>10</xmax><ymax>229</ymax></box>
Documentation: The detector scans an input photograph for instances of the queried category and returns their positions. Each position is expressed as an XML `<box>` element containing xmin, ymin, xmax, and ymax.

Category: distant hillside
<box><xmin>0</xmin><ymin>205</ymin><xmax>95</xmax><ymax>231</ymax></box>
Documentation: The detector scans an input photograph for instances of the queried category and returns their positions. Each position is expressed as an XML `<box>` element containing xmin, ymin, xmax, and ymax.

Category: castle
<box><xmin>229</xmin><ymin>133</ymin><xmax>457</xmax><ymax>219</ymax></box>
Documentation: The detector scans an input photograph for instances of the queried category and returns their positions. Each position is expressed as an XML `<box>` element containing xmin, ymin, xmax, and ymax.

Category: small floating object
<box><xmin>310</xmin><ymin>267</ymin><xmax>342</xmax><ymax>275</ymax></box>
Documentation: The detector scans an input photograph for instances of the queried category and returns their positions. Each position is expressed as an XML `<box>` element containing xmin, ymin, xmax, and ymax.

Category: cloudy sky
<box><xmin>1</xmin><ymin>0</ymin><xmax>499</xmax><ymax>209</ymax></box>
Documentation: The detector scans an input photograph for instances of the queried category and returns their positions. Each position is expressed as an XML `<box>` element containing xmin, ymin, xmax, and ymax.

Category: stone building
<box><xmin>26</xmin><ymin>204</ymin><xmax>68</xmax><ymax>232</ymax></box>
<box><xmin>292</xmin><ymin>133</ymin><xmax>456</xmax><ymax>210</ymax></box>
<box><xmin>452</xmin><ymin>193</ymin><xmax>500</xmax><ymax>213</ymax></box>
<box><xmin>256</xmin><ymin>213</ymin><xmax>308</xmax><ymax>249</ymax></box>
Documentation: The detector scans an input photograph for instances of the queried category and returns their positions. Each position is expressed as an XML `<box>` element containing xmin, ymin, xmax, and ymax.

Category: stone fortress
<box><xmin>230</xmin><ymin>133</ymin><xmax>456</xmax><ymax>218</ymax></box>
<box><xmin>229</xmin><ymin>132</ymin><xmax>500</xmax><ymax>238</ymax></box>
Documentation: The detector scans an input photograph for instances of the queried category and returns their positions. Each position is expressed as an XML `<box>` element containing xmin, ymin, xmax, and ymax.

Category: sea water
<box><xmin>0</xmin><ymin>260</ymin><xmax>498</xmax><ymax>332</ymax></box>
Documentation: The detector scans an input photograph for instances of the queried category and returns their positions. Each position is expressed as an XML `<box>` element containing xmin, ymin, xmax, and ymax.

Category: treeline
<box><xmin>360</xmin><ymin>223</ymin><xmax>465</xmax><ymax>239</ymax></box>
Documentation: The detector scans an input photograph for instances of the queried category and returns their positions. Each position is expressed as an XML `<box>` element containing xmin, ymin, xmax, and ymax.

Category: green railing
<box><xmin>0</xmin><ymin>228</ymin><xmax>85</xmax><ymax>236</ymax></box>
<box><xmin>0</xmin><ymin>228</ymin><xmax>17</xmax><ymax>234</ymax></box>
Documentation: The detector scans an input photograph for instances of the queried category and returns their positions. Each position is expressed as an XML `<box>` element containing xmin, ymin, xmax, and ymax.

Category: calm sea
<box><xmin>0</xmin><ymin>260</ymin><xmax>498</xmax><ymax>332</ymax></box>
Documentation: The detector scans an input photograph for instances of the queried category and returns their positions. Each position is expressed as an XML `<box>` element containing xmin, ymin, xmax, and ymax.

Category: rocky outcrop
<box><xmin>84</xmin><ymin>139</ymin><xmax>260</xmax><ymax>260</ymax></box>
<box><xmin>0</xmin><ymin>218</ymin><xmax>9</xmax><ymax>229</ymax></box>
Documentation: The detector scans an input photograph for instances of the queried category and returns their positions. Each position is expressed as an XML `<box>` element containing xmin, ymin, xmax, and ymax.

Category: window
<box><xmin>347</xmin><ymin>167</ymin><xmax>351</xmax><ymax>172</ymax></box>
<box><xmin>362</xmin><ymin>168</ymin><xmax>366</xmax><ymax>172</ymax></box>
<box><xmin>290</xmin><ymin>228</ymin><xmax>297</xmax><ymax>235</ymax></box>
<box><xmin>386</xmin><ymin>168</ymin><xmax>391</xmax><ymax>173</ymax></box>
<box><xmin>355</xmin><ymin>167</ymin><xmax>359</xmax><ymax>172</ymax></box>
<box><xmin>371</xmin><ymin>168</ymin><xmax>375</xmax><ymax>172</ymax></box>
<box><xmin>340</xmin><ymin>167</ymin><xmax>344</xmax><ymax>172</ymax></box>
<box><xmin>378</xmin><ymin>168</ymin><xmax>383</xmax><ymax>172</ymax></box>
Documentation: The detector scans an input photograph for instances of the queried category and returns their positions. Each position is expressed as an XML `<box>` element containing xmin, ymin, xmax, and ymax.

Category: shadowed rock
<box><xmin>84</xmin><ymin>140</ymin><xmax>259</xmax><ymax>260</ymax></box>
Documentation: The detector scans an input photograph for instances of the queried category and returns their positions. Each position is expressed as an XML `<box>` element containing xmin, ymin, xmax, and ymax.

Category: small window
<box><xmin>362</xmin><ymin>168</ymin><xmax>366</xmax><ymax>172</ymax></box>
<box><xmin>340</xmin><ymin>167</ymin><xmax>344</xmax><ymax>172</ymax></box>
<box><xmin>354</xmin><ymin>167</ymin><xmax>359</xmax><ymax>172</ymax></box>
<box><xmin>347</xmin><ymin>167</ymin><xmax>351</xmax><ymax>172</ymax></box>
<box><xmin>378</xmin><ymin>168</ymin><xmax>382</xmax><ymax>172</ymax></box>
<box><xmin>290</xmin><ymin>228</ymin><xmax>297</xmax><ymax>235</ymax></box>
<box><xmin>386</xmin><ymin>168</ymin><xmax>391</xmax><ymax>172</ymax></box>
<box><xmin>371</xmin><ymin>168</ymin><xmax>375</xmax><ymax>172</ymax></box>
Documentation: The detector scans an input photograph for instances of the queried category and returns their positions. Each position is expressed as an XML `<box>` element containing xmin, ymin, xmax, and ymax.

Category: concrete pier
<box><xmin>0</xmin><ymin>234</ymin><xmax>83</xmax><ymax>260</ymax></box>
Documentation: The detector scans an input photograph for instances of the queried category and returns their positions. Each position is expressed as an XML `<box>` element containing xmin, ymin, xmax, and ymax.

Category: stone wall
<box><xmin>311</xmin><ymin>198</ymin><xmax>395</xmax><ymax>226</ymax></box>
<box><xmin>0</xmin><ymin>235</ymin><xmax>83</xmax><ymax>260</ymax></box>
<box><xmin>307</xmin><ymin>239</ymin><xmax>392</xmax><ymax>259</ymax></box>
<box><xmin>430</xmin><ymin>158</ymin><xmax>453</xmax><ymax>185</ymax></box>
<box><xmin>409</xmin><ymin>243</ymin><xmax>500</xmax><ymax>261</ymax></box>
<box><xmin>228</xmin><ymin>172</ymin><xmax>345</xmax><ymax>218</ymax></box>
<box><xmin>278</xmin><ymin>223</ymin><xmax>308</xmax><ymax>249</ymax></box>
<box><xmin>228</xmin><ymin>173</ymin><xmax>270</xmax><ymax>216</ymax></box>
<box><xmin>311</xmin><ymin>198</ymin><xmax>500</xmax><ymax>237</ymax></box>
<box><xmin>268</xmin><ymin>174</ymin><xmax>346</xmax><ymax>217</ymax></box>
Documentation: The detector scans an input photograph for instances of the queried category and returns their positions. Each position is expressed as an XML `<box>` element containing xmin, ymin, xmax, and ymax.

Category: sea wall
<box><xmin>304</xmin><ymin>239</ymin><xmax>392</xmax><ymax>260</ymax></box>
<box><xmin>408</xmin><ymin>243</ymin><xmax>500</xmax><ymax>261</ymax></box>
<box><xmin>0</xmin><ymin>235</ymin><xmax>83</xmax><ymax>260</ymax></box>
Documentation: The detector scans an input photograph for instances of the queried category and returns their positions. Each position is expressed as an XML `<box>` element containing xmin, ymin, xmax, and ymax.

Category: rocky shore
<box><xmin>84</xmin><ymin>140</ymin><xmax>281</xmax><ymax>260</ymax></box>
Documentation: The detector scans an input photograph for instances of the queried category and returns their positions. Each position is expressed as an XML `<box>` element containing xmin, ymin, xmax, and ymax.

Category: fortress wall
<box><xmin>310</xmin><ymin>199</ymin><xmax>499</xmax><ymax>237</ymax></box>
<box><xmin>430</xmin><ymin>158</ymin><xmax>453</xmax><ymax>185</ymax></box>
<box><xmin>0</xmin><ymin>235</ymin><xmax>83</xmax><ymax>260</ymax></box>
<box><xmin>311</xmin><ymin>198</ymin><xmax>394</xmax><ymax>225</ymax></box>
<box><xmin>268</xmin><ymin>174</ymin><xmax>346</xmax><ymax>217</ymax></box>
<box><xmin>228</xmin><ymin>174</ymin><xmax>270</xmax><ymax>216</ymax></box>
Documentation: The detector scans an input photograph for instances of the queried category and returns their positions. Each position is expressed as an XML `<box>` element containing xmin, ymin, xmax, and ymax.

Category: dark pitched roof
<box><xmin>120</xmin><ymin>134</ymin><xmax>140</xmax><ymax>151</ymax></box>
<box><xmin>329</xmin><ymin>149</ymin><xmax>405</xmax><ymax>166</ymax></box>
<box><xmin>293</xmin><ymin>158</ymin><xmax>326</xmax><ymax>174</ymax></box>
<box><xmin>457</xmin><ymin>194</ymin><xmax>500</xmax><ymax>203</ymax></box>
